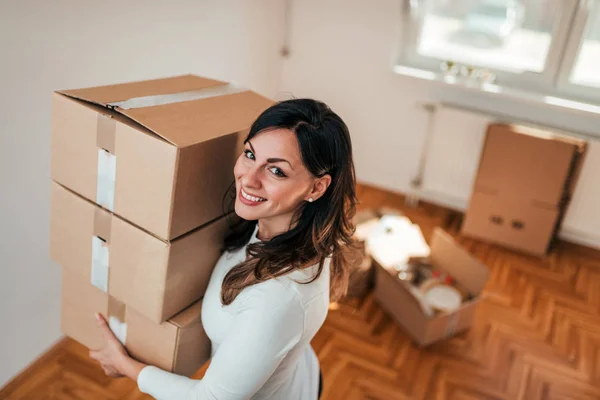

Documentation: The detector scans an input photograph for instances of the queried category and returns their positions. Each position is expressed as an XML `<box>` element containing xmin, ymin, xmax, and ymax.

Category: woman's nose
<box><xmin>241</xmin><ymin>165</ymin><xmax>261</xmax><ymax>189</ymax></box>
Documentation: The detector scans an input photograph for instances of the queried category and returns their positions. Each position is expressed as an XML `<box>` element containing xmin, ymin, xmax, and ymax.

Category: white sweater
<box><xmin>137</xmin><ymin>224</ymin><xmax>330</xmax><ymax>400</ymax></box>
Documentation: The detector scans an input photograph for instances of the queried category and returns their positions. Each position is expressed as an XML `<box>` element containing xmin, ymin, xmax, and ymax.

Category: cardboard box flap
<box><xmin>58</xmin><ymin>75</ymin><xmax>225</xmax><ymax>106</ymax></box>
<box><xmin>169</xmin><ymin>298</ymin><xmax>203</xmax><ymax>328</ymax></box>
<box><xmin>57</xmin><ymin>75</ymin><xmax>274</xmax><ymax>147</ymax></box>
<box><xmin>119</xmin><ymin>90</ymin><xmax>273</xmax><ymax>148</ymax></box>
<box><xmin>508</xmin><ymin>123</ymin><xmax>586</xmax><ymax>149</ymax></box>
<box><xmin>430</xmin><ymin>228</ymin><xmax>490</xmax><ymax>294</ymax></box>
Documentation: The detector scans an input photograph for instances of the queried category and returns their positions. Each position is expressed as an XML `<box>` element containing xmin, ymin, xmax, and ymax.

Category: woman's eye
<box><xmin>244</xmin><ymin>149</ymin><xmax>255</xmax><ymax>160</ymax></box>
<box><xmin>269</xmin><ymin>167</ymin><xmax>287</xmax><ymax>178</ymax></box>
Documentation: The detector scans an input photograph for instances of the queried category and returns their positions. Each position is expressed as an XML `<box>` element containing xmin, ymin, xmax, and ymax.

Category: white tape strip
<box><xmin>108</xmin><ymin>83</ymin><xmax>246</xmax><ymax>110</ymax></box>
<box><xmin>108</xmin><ymin>316</ymin><xmax>128</xmax><ymax>345</ymax></box>
<box><xmin>97</xmin><ymin>149</ymin><xmax>116</xmax><ymax>212</ymax></box>
<box><xmin>445</xmin><ymin>312</ymin><xmax>459</xmax><ymax>338</ymax></box>
<box><xmin>91</xmin><ymin>236</ymin><xmax>110</xmax><ymax>293</ymax></box>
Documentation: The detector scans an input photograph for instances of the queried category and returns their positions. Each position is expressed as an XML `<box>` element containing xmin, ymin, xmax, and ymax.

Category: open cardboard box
<box><xmin>462</xmin><ymin>123</ymin><xmax>587</xmax><ymax>256</ymax></box>
<box><xmin>374</xmin><ymin>228</ymin><xmax>490</xmax><ymax>346</ymax></box>
<box><xmin>50</xmin><ymin>181</ymin><xmax>231</xmax><ymax>323</ymax></box>
<box><xmin>61</xmin><ymin>268</ymin><xmax>210</xmax><ymax>376</ymax></box>
<box><xmin>51</xmin><ymin>74</ymin><xmax>272</xmax><ymax>241</ymax></box>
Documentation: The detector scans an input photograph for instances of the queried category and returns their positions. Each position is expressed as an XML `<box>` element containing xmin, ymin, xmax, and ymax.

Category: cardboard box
<box><xmin>50</xmin><ymin>181</ymin><xmax>230</xmax><ymax>323</ymax></box>
<box><xmin>462</xmin><ymin>192</ymin><xmax>560</xmax><ymax>256</ymax></box>
<box><xmin>51</xmin><ymin>74</ymin><xmax>272</xmax><ymax>240</ymax></box>
<box><xmin>472</xmin><ymin>123</ymin><xmax>585</xmax><ymax>205</ymax></box>
<box><xmin>462</xmin><ymin>123</ymin><xmax>587</xmax><ymax>256</ymax></box>
<box><xmin>374</xmin><ymin>228</ymin><xmax>490</xmax><ymax>346</ymax></box>
<box><xmin>61</xmin><ymin>268</ymin><xmax>210</xmax><ymax>376</ymax></box>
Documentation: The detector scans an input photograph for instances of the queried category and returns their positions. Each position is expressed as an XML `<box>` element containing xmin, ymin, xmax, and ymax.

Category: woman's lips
<box><xmin>239</xmin><ymin>188</ymin><xmax>266</xmax><ymax>206</ymax></box>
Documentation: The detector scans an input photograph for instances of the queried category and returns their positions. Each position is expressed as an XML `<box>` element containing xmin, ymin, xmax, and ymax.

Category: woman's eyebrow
<box><xmin>248</xmin><ymin>140</ymin><xmax>294</xmax><ymax>171</ymax></box>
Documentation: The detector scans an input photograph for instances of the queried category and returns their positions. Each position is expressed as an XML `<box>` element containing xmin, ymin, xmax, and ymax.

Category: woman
<box><xmin>89</xmin><ymin>98</ymin><xmax>357</xmax><ymax>399</ymax></box>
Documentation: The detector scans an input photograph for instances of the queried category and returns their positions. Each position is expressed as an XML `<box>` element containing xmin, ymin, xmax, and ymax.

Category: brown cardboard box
<box><xmin>51</xmin><ymin>74</ymin><xmax>272</xmax><ymax>241</ymax></box>
<box><xmin>50</xmin><ymin>181</ymin><xmax>230</xmax><ymax>323</ymax></box>
<box><xmin>374</xmin><ymin>228</ymin><xmax>490</xmax><ymax>346</ymax></box>
<box><xmin>462</xmin><ymin>123</ymin><xmax>587</xmax><ymax>256</ymax></box>
<box><xmin>462</xmin><ymin>192</ymin><xmax>560</xmax><ymax>256</ymax></box>
<box><xmin>61</xmin><ymin>268</ymin><xmax>210</xmax><ymax>376</ymax></box>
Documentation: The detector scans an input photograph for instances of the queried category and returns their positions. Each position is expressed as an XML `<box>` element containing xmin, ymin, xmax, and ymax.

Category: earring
<box><xmin>308</xmin><ymin>198</ymin><xmax>314</xmax><ymax>203</ymax></box>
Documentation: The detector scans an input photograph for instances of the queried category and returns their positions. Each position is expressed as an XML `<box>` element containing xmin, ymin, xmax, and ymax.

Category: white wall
<box><xmin>279</xmin><ymin>0</ymin><xmax>600</xmax><ymax>247</ymax></box>
<box><xmin>0</xmin><ymin>0</ymin><xmax>285</xmax><ymax>386</ymax></box>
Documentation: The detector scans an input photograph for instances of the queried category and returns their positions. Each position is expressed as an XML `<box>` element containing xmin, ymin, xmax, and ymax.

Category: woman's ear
<box><xmin>308</xmin><ymin>174</ymin><xmax>332</xmax><ymax>202</ymax></box>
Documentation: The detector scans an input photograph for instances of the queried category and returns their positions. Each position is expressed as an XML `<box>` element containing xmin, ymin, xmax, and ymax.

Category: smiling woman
<box><xmin>89</xmin><ymin>99</ymin><xmax>357</xmax><ymax>400</ymax></box>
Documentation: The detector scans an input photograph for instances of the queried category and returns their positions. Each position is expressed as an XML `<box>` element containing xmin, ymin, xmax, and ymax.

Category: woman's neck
<box><xmin>256</xmin><ymin>212</ymin><xmax>298</xmax><ymax>241</ymax></box>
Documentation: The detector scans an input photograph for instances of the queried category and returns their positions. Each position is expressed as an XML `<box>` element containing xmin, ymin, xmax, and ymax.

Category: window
<box><xmin>571</xmin><ymin>1</ymin><xmax>600</xmax><ymax>87</ymax></box>
<box><xmin>398</xmin><ymin>0</ymin><xmax>599</xmax><ymax>103</ymax></box>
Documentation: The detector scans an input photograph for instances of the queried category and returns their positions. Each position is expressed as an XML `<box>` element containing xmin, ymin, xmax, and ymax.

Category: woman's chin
<box><xmin>234</xmin><ymin>201</ymin><xmax>262</xmax><ymax>221</ymax></box>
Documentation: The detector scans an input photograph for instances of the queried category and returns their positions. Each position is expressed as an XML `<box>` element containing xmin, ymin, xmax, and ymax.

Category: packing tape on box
<box><xmin>97</xmin><ymin>149</ymin><xmax>116</xmax><ymax>212</ymax></box>
<box><xmin>445</xmin><ymin>312</ymin><xmax>459</xmax><ymax>338</ymax></box>
<box><xmin>108</xmin><ymin>296</ymin><xmax>127</xmax><ymax>345</ymax></box>
<box><xmin>91</xmin><ymin>236</ymin><xmax>110</xmax><ymax>293</ymax></box>
<box><xmin>97</xmin><ymin>113</ymin><xmax>116</xmax><ymax>153</ymax></box>
<box><xmin>93</xmin><ymin>207</ymin><xmax>112</xmax><ymax>243</ymax></box>
<box><xmin>107</xmin><ymin>83</ymin><xmax>247</xmax><ymax>110</ymax></box>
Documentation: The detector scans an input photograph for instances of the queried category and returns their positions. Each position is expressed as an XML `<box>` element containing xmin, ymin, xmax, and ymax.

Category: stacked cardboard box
<box><xmin>462</xmin><ymin>123</ymin><xmax>587</xmax><ymax>256</ymax></box>
<box><xmin>49</xmin><ymin>75</ymin><xmax>272</xmax><ymax>375</ymax></box>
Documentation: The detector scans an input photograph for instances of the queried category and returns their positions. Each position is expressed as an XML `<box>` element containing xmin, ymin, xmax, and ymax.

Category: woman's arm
<box><xmin>137</xmin><ymin>284</ymin><xmax>305</xmax><ymax>400</ymax></box>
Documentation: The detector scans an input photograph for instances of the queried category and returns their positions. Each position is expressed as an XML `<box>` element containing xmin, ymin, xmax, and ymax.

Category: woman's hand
<box><xmin>89</xmin><ymin>313</ymin><xmax>131</xmax><ymax>378</ymax></box>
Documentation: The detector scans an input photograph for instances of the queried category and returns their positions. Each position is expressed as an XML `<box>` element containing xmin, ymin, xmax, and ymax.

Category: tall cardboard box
<box><xmin>51</xmin><ymin>74</ymin><xmax>272</xmax><ymax>240</ymax></box>
<box><xmin>61</xmin><ymin>269</ymin><xmax>210</xmax><ymax>376</ymax></box>
<box><xmin>462</xmin><ymin>123</ymin><xmax>587</xmax><ymax>256</ymax></box>
<box><xmin>374</xmin><ymin>228</ymin><xmax>490</xmax><ymax>346</ymax></box>
<box><xmin>50</xmin><ymin>181</ymin><xmax>231</xmax><ymax>323</ymax></box>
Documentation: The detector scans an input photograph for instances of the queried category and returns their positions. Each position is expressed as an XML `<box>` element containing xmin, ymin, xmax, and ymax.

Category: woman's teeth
<box><xmin>242</xmin><ymin>189</ymin><xmax>266</xmax><ymax>202</ymax></box>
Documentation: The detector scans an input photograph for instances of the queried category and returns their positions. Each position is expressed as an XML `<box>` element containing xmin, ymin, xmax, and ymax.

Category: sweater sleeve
<box><xmin>137</xmin><ymin>285</ymin><xmax>305</xmax><ymax>400</ymax></box>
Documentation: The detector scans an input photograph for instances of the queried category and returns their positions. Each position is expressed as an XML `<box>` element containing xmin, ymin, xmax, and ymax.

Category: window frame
<box><xmin>556</xmin><ymin>0</ymin><xmax>600</xmax><ymax>103</ymax></box>
<box><xmin>397</xmin><ymin>0</ymin><xmax>598</xmax><ymax>103</ymax></box>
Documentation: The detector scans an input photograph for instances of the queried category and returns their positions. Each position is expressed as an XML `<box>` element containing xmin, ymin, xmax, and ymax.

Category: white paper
<box><xmin>367</xmin><ymin>215</ymin><xmax>431</xmax><ymax>267</ymax></box>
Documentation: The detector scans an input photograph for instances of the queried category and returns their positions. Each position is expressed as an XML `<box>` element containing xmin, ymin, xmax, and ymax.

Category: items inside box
<box><xmin>366</xmin><ymin>214</ymin><xmax>475</xmax><ymax>318</ymax></box>
<box><xmin>392</xmin><ymin>256</ymin><xmax>474</xmax><ymax>317</ymax></box>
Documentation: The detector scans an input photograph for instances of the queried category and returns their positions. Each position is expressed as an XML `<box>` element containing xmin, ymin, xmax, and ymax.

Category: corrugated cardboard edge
<box><xmin>53</xmin><ymin>181</ymin><xmax>172</xmax><ymax>245</ymax></box>
<box><xmin>548</xmin><ymin>140</ymin><xmax>589</xmax><ymax>251</ymax></box>
<box><xmin>165</xmin><ymin>147</ymin><xmax>182</xmax><ymax>239</ymax></box>
<box><xmin>168</xmin><ymin>299</ymin><xmax>210</xmax><ymax>375</ymax></box>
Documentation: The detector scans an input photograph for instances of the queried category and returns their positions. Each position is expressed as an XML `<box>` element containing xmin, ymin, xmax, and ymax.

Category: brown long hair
<box><xmin>220</xmin><ymin>99</ymin><xmax>357</xmax><ymax>305</ymax></box>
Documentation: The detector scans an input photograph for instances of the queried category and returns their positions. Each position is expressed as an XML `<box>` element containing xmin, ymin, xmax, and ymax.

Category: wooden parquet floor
<box><xmin>2</xmin><ymin>183</ymin><xmax>600</xmax><ymax>399</ymax></box>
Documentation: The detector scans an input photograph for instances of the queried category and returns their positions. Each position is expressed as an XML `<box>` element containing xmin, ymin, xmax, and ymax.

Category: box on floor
<box><xmin>51</xmin><ymin>74</ymin><xmax>272</xmax><ymax>241</ymax></box>
<box><xmin>373</xmin><ymin>227</ymin><xmax>490</xmax><ymax>346</ymax></box>
<box><xmin>462</xmin><ymin>123</ymin><xmax>587</xmax><ymax>256</ymax></box>
<box><xmin>50</xmin><ymin>181</ymin><xmax>231</xmax><ymax>323</ymax></box>
<box><xmin>61</xmin><ymin>268</ymin><xmax>210</xmax><ymax>376</ymax></box>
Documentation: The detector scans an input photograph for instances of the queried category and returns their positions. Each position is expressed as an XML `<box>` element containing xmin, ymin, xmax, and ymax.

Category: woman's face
<box><xmin>233</xmin><ymin>128</ymin><xmax>317</xmax><ymax>225</ymax></box>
